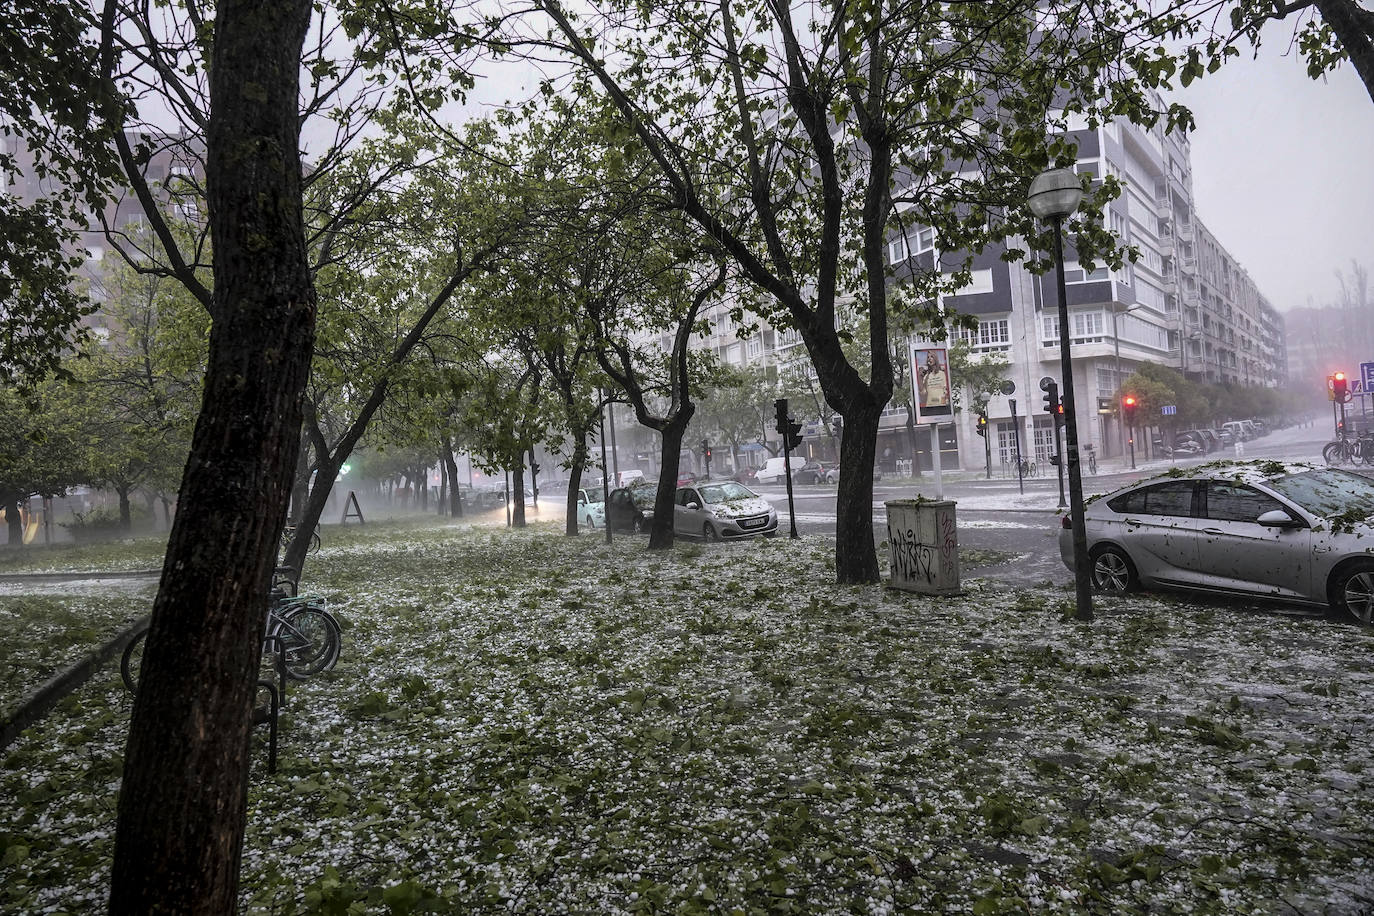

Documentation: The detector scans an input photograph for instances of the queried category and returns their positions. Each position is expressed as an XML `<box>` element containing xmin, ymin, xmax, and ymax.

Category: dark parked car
<box><xmin>606</xmin><ymin>486</ymin><xmax>656</xmax><ymax>533</ymax></box>
<box><xmin>733</xmin><ymin>466</ymin><xmax>758</xmax><ymax>484</ymax></box>
<box><xmin>791</xmin><ymin>460</ymin><xmax>829</xmax><ymax>485</ymax></box>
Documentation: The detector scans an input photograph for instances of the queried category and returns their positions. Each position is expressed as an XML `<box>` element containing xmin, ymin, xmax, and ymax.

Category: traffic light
<box><xmin>1121</xmin><ymin>394</ymin><xmax>1138</xmax><ymax>426</ymax></box>
<box><xmin>830</xmin><ymin>415</ymin><xmax>843</xmax><ymax>438</ymax></box>
<box><xmin>975</xmin><ymin>413</ymin><xmax>988</xmax><ymax>438</ymax></box>
<box><xmin>702</xmin><ymin>439</ymin><xmax>710</xmax><ymax>459</ymax></box>
<box><xmin>786</xmin><ymin>418</ymin><xmax>804</xmax><ymax>452</ymax></box>
<box><xmin>1041</xmin><ymin>380</ymin><xmax>1059</xmax><ymax>415</ymax></box>
<box><xmin>774</xmin><ymin>398</ymin><xmax>789</xmax><ymax>434</ymax></box>
<box><xmin>1334</xmin><ymin>372</ymin><xmax>1349</xmax><ymax>403</ymax></box>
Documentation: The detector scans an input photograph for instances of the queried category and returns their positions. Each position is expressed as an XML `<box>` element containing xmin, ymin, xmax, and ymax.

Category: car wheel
<box><xmin>1090</xmin><ymin>545</ymin><xmax>1137</xmax><ymax>594</ymax></box>
<box><xmin>1330</xmin><ymin>561</ymin><xmax>1374</xmax><ymax>624</ymax></box>
<box><xmin>703</xmin><ymin>522</ymin><xmax>720</xmax><ymax>542</ymax></box>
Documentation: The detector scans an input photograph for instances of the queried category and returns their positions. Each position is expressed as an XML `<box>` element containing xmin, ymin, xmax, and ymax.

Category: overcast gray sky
<box><xmin>1176</xmin><ymin>34</ymin><xmax>1374</xmax><ymax>314</ymax></box>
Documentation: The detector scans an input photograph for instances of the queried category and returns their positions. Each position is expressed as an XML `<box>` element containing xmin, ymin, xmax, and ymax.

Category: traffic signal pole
<box><xmin>774</xmin><ymin>398</ymin><xmax>799</xmax><ymax>539</ymax></box>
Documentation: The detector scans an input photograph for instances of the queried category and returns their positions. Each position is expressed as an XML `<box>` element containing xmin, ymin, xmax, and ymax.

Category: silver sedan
<box><xmin>674</xmin><ymin>481</ymin><xmax>778</xmax><ymax>541</ymax></box>
<box><xmin>1058</xmin><ymin>463</ymin><xmax>1374</xmax><ymax>622</ymax></box>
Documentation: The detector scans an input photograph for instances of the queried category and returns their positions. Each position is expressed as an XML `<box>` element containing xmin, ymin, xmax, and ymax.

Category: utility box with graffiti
<box><xmin>885</xmin><ymin>499</ymin><xmax>959</xmax><ymax>596</ymax></box>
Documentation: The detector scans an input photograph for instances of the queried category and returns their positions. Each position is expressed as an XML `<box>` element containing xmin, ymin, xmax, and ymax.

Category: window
<box><xmin>960</xmin><ymin>318</ymin><xmax>1009</xmax><ymax>349</ymax></box>
<box><xmin>887</xmin><ymin>235</ymin><xmax>909</xmax><ymax>264</ymax></box>
<box><xmin>1107</xmin><ymin>481</ymin><xmax>1195</xmax><ymax>517</ymax></box>
<box><xmin>949</xmin><ymin>268</ymin><xmax>994</xmax><ymax>296</ymax></box>
<box><xmin>1204</xmin><ymin>482</ymin><xmax>1286</xmax><ymax>523</ymax></box>
<box><xmin>1072</xmin><ymin>311</ymin><xmax>1104</xmax><ymax>337</ymax></box>
<box><xmin>746</xmin><ymin>337</ymin><xmax>762</xmax><ymax>359</ymax></box>
<box><xmin>977</xmin><ymin>319</ymin><xmax>1008</xmax><ymax>346</ymax></box>
<box><xmin>1042</xmin><ymin>314</ymin><xmax>1060</xmax><ymax>346</ymax></box>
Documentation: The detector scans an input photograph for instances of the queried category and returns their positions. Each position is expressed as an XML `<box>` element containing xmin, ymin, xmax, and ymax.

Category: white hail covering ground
<box><xmin>1</xmin><ymin>517</ymin><xmax>1370</xmax><ymax>913</ymax></box>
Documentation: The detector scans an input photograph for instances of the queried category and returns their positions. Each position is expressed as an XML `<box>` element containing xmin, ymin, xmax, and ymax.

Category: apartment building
<box><xmin>2</xmin><ymin>128</ymin><xmax>204</xmax><ymax>342</ymax></box>
<box><xmin>690</xmin><ymin>105</ymin><xmax>1286</xmax><ymax>474</ymax></box>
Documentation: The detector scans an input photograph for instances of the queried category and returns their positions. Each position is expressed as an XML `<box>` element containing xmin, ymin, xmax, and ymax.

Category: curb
<box><xmin>0</xmin><ymin>569</ymin><xmax>160</xmax><ymax>584</ymax></box>
<box><xmin>0</xmin><ymin>614</ymin><xmax>150</xmax><ymax>751</ymax></box>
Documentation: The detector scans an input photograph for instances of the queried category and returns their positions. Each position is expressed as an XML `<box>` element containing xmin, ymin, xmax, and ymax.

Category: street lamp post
<box><xmin>1029</xmin><ymin>167</ymin><xmax>1093</xmax><ymax>622</ymax></box>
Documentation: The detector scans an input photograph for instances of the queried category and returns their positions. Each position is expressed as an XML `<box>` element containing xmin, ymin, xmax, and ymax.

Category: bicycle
<box><xmin>121</xmin><ymin>582</ymin><xmax>341</xmax><ymax>694</ymax></box>
<box><xmin>1321</xmin><ymin>432</ymin><xmax>1372</xmax><ymax>466</ymax></box>
<box><xmin>1083</xmin><ymin>444</ymin><xmax>1098</xmax><ymax>476</ymax></box>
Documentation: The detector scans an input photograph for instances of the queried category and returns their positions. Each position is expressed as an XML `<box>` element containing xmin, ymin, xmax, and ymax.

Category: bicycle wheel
<box><xmin>1323</xmin><ymin>441</ymin><xmax>1349</xmax><ymax>466</ymax></box>
<box><xmin>120</xmin><ymin>624</ymin><xmax>150</xmax><ymax>694</ymax></box>
<box><xmin>274</xmin><ymin>605</ymin><xmax>341</xmax><ymax>679</ymax></box>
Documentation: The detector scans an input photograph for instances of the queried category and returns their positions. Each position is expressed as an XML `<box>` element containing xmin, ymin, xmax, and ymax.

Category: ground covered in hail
<box><xmin>2</xmin><ymin>521</ymin><xmax>1372</xmax><ymax>914</ymax></box>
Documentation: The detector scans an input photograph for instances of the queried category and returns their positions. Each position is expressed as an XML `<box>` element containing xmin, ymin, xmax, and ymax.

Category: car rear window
<box><xmin>1106</xmin><ymin>481</ymin><xmax>1195</xmax><ymax>517</ymax></box>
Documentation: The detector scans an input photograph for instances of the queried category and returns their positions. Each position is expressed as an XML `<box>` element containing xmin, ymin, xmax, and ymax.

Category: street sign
<box><xmin>1362</xmin><ymin>361</ymin><xmax>1374</xmax><ymax>392</ymax></box>
<box><xmin>1161</xmin><ymin>405</ymin><xmax>1176</xmax><ymax>415</ymax></box>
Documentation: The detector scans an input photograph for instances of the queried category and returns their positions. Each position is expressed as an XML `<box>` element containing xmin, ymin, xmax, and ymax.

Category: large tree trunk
<box><xmin>565</xmin><ymin>438</ymin><xmax>588</xmax><ymax>536</ymax></box>
<box><xmin>649</xmin><ymin>408</ymin><xmax>693</xmax><ymax>550</ymax></box>
<box><xmin>117</xmin><ymin>486</ymin><xmax>132</xmax><ymax>532</ymax></box>
<box><xmin>109</xmin><ymin>1</ymin><xmax>315</xmax><ymax>910</ymax></box>
<box><xmin>3</xmin><ymin>498</ymin><xmax>22</xmax><ymax>546</ymax></box>
<box><xmin>441</xmin><ymin>439</ymin><xmax>462</xmax><ymax>518</ymax></box>
<box><xmin>512</xmin><ymin>465</ymin><xmax>527</xmax><ymax>527</ymax></box>
<box><xmin>834</xmin><ymin>403</ymin><xmax>881</xmax><ymax>584</ymax></box>
<box><xmin>1314</xmin><ymin>0</ymin><xmax>1374</xmax><ymax>106</ymax></box>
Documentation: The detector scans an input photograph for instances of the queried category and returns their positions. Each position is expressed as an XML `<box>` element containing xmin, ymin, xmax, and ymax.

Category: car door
<box><xmin>673</xmin><ymin>487</ymin><xmax>701</xmax><ymax>534</ymax></box>
<box><xmin>1195</xmin><ymin>481</ymin><xmax>1311</xmax><ymax>598</ymax></box>
<box><xmin>1108</xmin><ymin>481</ymin><xmax>1204</xmax><ymax>585</ymax></box>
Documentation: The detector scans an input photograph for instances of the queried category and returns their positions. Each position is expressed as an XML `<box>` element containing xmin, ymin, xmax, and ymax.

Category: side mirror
<box><xmin>687</xmin><ymin>501</ymin><xmax>701</xmax><ymax>510</ymax></box>
<box><xmin>1257</xmin><ymin>509</ymin><xmax>1299</xmax><ymax>528</ymax></box>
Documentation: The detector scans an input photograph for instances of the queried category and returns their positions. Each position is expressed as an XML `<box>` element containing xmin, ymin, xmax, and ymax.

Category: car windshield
<box><xmin>583</xmin><ymin>486</ymin><xmax>604</xmax><ymax>503</ymax></box>
<box><xmin>700</xmin><ymin>482</ymin><xmax>755</xmax><ymax>503</ymax></box>
<box><xmin>1266</xmin><ymin>468</ymin><xmax>1374</xmax><ymax>518</ymax></box>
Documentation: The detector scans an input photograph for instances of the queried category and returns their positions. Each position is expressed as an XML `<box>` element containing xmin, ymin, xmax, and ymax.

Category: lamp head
<box><xmin>1027</xmin><ymin>167</ymin><xmax>1084</xmax><ymax>220</ymax></box>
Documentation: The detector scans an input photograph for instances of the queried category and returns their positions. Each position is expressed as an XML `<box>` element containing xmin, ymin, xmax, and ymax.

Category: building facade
<box><xmin>687</xmin><ymin>104</ymin><xmax>1287</xmax><ymax>474</ymax></box>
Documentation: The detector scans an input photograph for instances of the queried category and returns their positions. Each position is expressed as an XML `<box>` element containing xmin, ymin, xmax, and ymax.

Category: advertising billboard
<box><xmin>911</xmin><ymin>343</ymin><xmax>952</xmax><ymax>422</ymax></box>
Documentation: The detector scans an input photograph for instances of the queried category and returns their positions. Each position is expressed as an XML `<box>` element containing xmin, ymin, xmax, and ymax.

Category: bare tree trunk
<box><xmin>649</xmin><ymin>409</ymin><xmax>693</xmax><ymax>549</ymax></box>
<box><xmin>835</xmin><ymin>404</ymin><xmax>881</xmax><ymax>583</ymax></box>
<box><xmin>438</xmin><ymin>451</ymin><xmax>448</xmax><ymax>515</ymax></box>
<box><xmin>565</xmin><ymin>438</ymin><xmax>588</xmax><ymax>536</ymax></box>
<box><xmin>1313</xmin><ymin>0</ymin><xmax>1374</xmax><ymax>106</ymax></box>
<box><xmin>3</xmin><ymin>498</ymin><xmax>22</xmax><ymax>546</ymax></box>
<box><xmin>442</xmin><ymin>439</ymin><xmax>462</xmax><ymax>518</ymax></box>
<box><xmin>117</xmin><ymin>486</ymin><xmax>132</xmax><ymax>532</ymax></box>
<box><xmin>110</xmin><ymin>0</ymin><xmax>315</xmax><ymax>910</ymax></box>
<box><xmin>512</xmin><ymin>465</ymin><xmax>527</xmax><ymax>528</ymax></box>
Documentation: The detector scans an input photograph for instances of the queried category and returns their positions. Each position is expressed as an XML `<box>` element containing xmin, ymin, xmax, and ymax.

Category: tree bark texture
<box><xmin>565</xmin><ymin>438</ymin><xmax>589</xmax><ymax>536</ymax></box>
<box><xmin>4</xmin><ymin>498</ymin><xmax>22</xmax><ymax>545</ymax></box>
<box><xmin>1314</xmin><ymin>0</ymin><xmax>1374</xmax><ymax>106</ymax></box>
<box><xmin>649</xmin><ymin>408</ymin><xmax>693</xmax><ymax>550</ymax></box>
<box><xmin>512</xmin><ymin>466</ymin><xmax>527</xmax><ymax>527</ymax></box>
<box><xmin>834</xmin><ymin>404</ymin><xmax>881</xmax><ymax>584</ymax></box>
<box><xmin>442</xmin><ymin>440</ymin><xmax>462</xmax><ymax>518</ymax></box>
<box><xmin>109</xmin><ymin>0</ymin><xmax>315</xmax><ymax>911</ymax></box>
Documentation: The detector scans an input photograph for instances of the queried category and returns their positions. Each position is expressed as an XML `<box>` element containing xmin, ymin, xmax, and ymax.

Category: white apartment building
<box><xmin>689</xmin><ymin>105</ymin><xmax>1286</xmax><ymax>474</ymax></box>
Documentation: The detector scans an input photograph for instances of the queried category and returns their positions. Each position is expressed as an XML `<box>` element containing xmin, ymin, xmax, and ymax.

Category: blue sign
<box><xmin>1160</xmin><ymin>405</ymin><xmax>1177</xmax><ymax>415</ymax></box>
<box><xmin>1362</xmin><ymin>362</ymin><xmax>1374</xmax><ymax>393</ymax></box>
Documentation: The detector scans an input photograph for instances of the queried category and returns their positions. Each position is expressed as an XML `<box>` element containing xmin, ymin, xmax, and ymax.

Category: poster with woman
<box><xmin>911</xmin><ymin>345</ymin><xmax>952</xmax><ymax>421</ymax></box>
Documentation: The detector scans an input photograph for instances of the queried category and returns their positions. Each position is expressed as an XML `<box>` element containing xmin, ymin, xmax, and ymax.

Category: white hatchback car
<box><xmin>576</xmin><ymin>486</ymin><xmax>605</xmax><ymax>529</ymax></box>
<box><xmin>1060</xmin><ymin>462</ymin><xmax>1374</xmax><ymax>622</ymax></box>
<box><xmin>674</xmin><ymin>481</ymin><xmax>778</xmax><ymax>540</ymax></box>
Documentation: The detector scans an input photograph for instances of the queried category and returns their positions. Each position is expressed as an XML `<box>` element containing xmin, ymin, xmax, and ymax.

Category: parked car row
<box><xmin>1172</xmin><ymin>420</ymin><xmax>1271</xmax><ymax>455</ymax></box>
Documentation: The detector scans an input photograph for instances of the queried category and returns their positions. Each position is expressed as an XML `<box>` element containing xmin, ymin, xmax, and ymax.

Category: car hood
<box><xmin>709</xmin><ymin>497</ymin><xmax>773</xmax><ymax>518</ymax></box>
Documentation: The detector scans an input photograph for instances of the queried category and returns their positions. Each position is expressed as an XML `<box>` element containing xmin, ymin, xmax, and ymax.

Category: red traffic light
<box><xmin>1122</xmin><ymin>395</ymin><xmax>1137</xmax><ymax>407</ymax></box>
<box><xmin>1334</xmin><ymin>372</ymin><xmax>1346</xmax><ymax>381</ymax></box>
